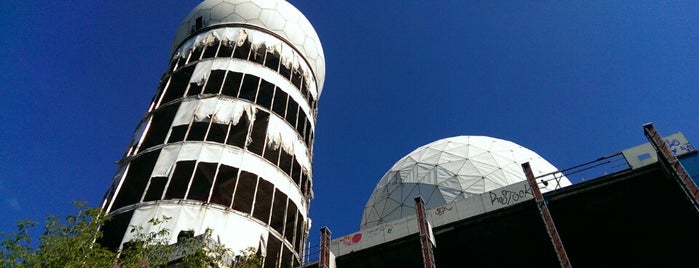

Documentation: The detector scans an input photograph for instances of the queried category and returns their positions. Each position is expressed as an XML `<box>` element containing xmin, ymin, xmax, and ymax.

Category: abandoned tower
<box><xmin>98</xmin><ymin>1</ymin><xmax>325</xmax><ymax>267</ymax></box>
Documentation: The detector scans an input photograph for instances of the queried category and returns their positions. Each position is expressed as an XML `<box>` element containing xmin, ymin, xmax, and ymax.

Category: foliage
<box><xmin>1</xmin><ymin>201</ymin><xmax>115</xmax><ymax>267</ymax></box>
<box><xmin>0</xmin><ymin>202</ymin><xmax>261</xmax><ymax>268</ymax></box>
<box><xmin>234</xmin><ymin>247</ymin><xmax>262</xmax><ymax>268</ymax></box>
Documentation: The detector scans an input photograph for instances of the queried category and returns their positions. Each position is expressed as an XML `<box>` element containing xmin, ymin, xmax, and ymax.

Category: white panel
<box><xmin>122</xmin><ymin>203</ymin><xmax>269</xmax><ymax>255</ymax></box>
<box><xmin>172</xmin><ymin>99</ymin><xmax>198</xmax><ymax>126</ymax></box>
<box><xmin>190</xmin><ymin>60</ymin><xmax>214</xmax><ymax>84</ymax></box>
<box><xmin>482</xmin><ymin>181</ymin><xmax>533</xmax><ymax>212</ymax></box>
<box><xmin>153</xmin><ymin>145</ymin><xmax>183</xmax><ymax>177</ymax></box>
<box><xmin>267</xmin><ymin>115</ymin><xmax>311</xmax><ymax>172</ymax></box>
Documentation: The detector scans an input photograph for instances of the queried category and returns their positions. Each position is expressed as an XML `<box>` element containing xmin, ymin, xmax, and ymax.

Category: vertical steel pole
<box><xmin>522</xmin><ymin>162</ymin><xmax>572</xmax><ymax>268</ymax></box>
<box><xmin>414</xmin><ymin>197</ymin><xmax>436</xmax><ymax>268</ymax></box>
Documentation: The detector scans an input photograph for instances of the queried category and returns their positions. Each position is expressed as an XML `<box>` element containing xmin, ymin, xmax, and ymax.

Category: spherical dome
<box><xmin>172</xmin><ymin>0</ymin><xmax>325</xmax><ymax>93</ymax></box>
<box><xmin>360</xmin><ymin>136</ymin><xmax>571</xmax><ymax>229</ymax></box>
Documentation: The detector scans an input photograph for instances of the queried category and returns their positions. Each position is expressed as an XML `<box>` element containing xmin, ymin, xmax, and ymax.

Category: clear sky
<box><xmin>1</xmin><ymin>0</ymin><xmax>697</xmax><ymax>253</ymax></box>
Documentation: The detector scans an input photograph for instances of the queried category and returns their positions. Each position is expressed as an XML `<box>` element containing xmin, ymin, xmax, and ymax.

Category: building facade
<box><xmin>99</xmin><ymin>1</ymin><xmax>325</xmax><ymax>267</ymax></box>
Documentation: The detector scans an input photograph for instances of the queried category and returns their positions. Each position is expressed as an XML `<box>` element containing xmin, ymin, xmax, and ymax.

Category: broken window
<box><xmin>162</xmin><ymin>65</ymin><xmax>194</xmax><ymax>103</ymax></box>
<box><xmin>270</xmin><ymin>189</ymin><xmax>287</xmax><ymax>235</ymax></box>
<box><xmin>97</xmin><ymin>210</ymin><xmax>134</xmax><ymax>251</ymax></box>
<box><xmin>278</xmin><ymin>150</ymin><xmax>293</xmax><ymax>176</ymax></box>
<box><xmin>203</xmin><ymin>69</ymin><xmax>225</xmax><ymax>94</ymax></box>
<box><xmin>264</xmin><ymin>235</ymin><xmax>282</xmax><ymax>268</ymax></box>
<box><xmin>111</xmin><ymin>150</ymin><xmax>161</xmax><ymax>210</ymax></box>
<box><xmin>202</xmin><ymin>39</ymin><xmax>220</xmax><ymax>59</ymax></box>
<box><xmin>281</xmin><ymin>246</ymin><xmax>294</xmax><ymax>268</ymax></box>
<box><xmin>221</xmin><ymin>71</ymin><xmax>242</xmax><ymax>98</ymax></box>
<box><xmin>271</xmin><ymin>90</ymin><xmax>288</xmax><ymax>118</ymax></box>
<box><xmin>141</xmin><ymin>103</ymin><xmax>179</xmax><ymax>150</ymax></box>
<box><xmin>232</xmin><ymin>171</ymin><xmax>257</xmax><ymax>214</ymax></box>
<box><xmin>279</xmin><ymin>63</ymin><xmax>291</xmax><ymax>79</ymax></box>
<box><xmin>251</xmin><ymin>45</ymin><xmax>265</xmax><ymax>65</ymax></box>
<box><xmin>165</xmin><ymin>161</ymin><xmax>195</xmax><ymax>200</ymax></box>
<box><xmin>294</xmin><ymin>212</ymin><xmax>304</xmax><ymax>250</ymax></box>
<box><xmin>226</xmin><ymin>113</ymin><xmax>249</xmax><ymax>148</ymax></box>
<box><xmin>299</xmin><ymin>79</ymin><xmax>309</xmax><ymax>102</ymax></box>
<box><xmin>206</xmin><ymin>122</ymin><xmax>228</xmax><ymax>144</ymax></box>
<box><xmin>263</xmin><ymin>142</ymin><xmax>281</xmax><ymax>166</ymax></box>
<box><xmin>186</xmin><ymin>81</ymin><xmax>203</xmax><ymax>96</ymax></box>
<box><xmin>239</xmin><ymin>74</ymin><xmax>260</xmax><ymax>102</ymax></box>
<box><xmin>255</xmin><ymin>79</ymin><xmax>275</xmax><ymax>109</ymax></box>
<box><xmin>295</xmin><ymin>114</ymin><xmax>307</xmax><ymax>141</ymax></box>
<box><xmin>217</xmin><ymin>41</ymin><xmax>234</xmax><ymax>58</ymax></box>
<box><xmin>291</xmin><ymin>161</ymin><xmax>301</xmax><ymax>186</ymax></box>
<box><xmin>300</xmin><ymin>173</ymin><xmax>309</xmax><ymax>196</ymax></box>
<box><xmin>252</xmin><ymin>178</ymin><xmax>273</xmax><ymax>223</ymax></box>
<box><xmin>143</xmin><ymin>176</ymin><xmax>167</xmax><ymax>201</ymax></box>
<box><xmin>168</xmin><ymin>125</ymin><xmax>188</xmax><ymax>143</ymax></box>
<box><xmin>188</xmin><ymin>162</ymin><xmax>217</xmax><ymax>202</ymax></box>
<box><xmin>291</xmin><ymin>69</ymin><xmax>303</xmax><ymax>90</ymax></box>
<box><xmin>264</xmin><ymin>51</ymin><xmax>280</xmax><ymax>71</ymax></box>
<box><xmin>248</xmin><ymin>110</ymin><xmax>269</xmax><ymax>156</ymax></box>
<box><xmin>185</xmin><ymin>121</ymin><xmax>209</xmax><ymax>141</ymax></box>
<box><xmin>233</xmin><ymin>39</ymin><xmax>251</xmax><ymax>60</ymax></box>
<box><xmin>284</xmin><ymin>202</ymin><xmax>297</xmax><ymax>243</ymax></box>
<box><xmin>189</xmin><ymin>46</ymin><xmax>204</xmax><ymax>63</ymax></box>
<box><xmin>285</xmin><ymin>101</ymin><xmax>299</xmax><ymax>129</ymax></box>
<box><xmin>211</xmin><ymin>164</ymin><xmax>238</xmax><ymax>207</ymax></box>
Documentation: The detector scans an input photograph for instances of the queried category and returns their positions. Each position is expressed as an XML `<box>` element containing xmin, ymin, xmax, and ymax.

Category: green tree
<box><xmin>0</xmin><ymin>202</ymin><xmax>259</xmax><ymax>268</ymax></box>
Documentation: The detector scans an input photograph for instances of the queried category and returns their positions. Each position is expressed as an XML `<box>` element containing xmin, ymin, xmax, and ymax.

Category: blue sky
<box><xmin>1</xmin><ymin>0</ymin><xmax>697</xmax><ymax>251</ymax></box>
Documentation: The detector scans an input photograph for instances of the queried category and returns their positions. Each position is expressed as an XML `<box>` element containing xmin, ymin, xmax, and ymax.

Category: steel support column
<box><xmin>643</xmin><ymin>123</ymin><xmax>699</xmax><ymax>211</ymax></box>
<box><xmin>319</xmin><ymin>226</ymin><xmax>331</xmax><ymax>268</ymax></box>
<box><xmin>414</xmin><ymin>196</ymin><xmax>436</xmax><ymax>268</ymax></box>
<box><xmin>522</xmin><ymin>162</ymin><xmax>572</xmax><ymax>268</ymax></box>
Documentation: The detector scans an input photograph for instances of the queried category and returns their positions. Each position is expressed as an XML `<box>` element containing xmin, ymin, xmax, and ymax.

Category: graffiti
<box><xmin>340</xmin><ymin>233</ymin><xmax>363</xmax><ymax>246</ymax></box>
<box><xmin>488</xmin><ymin>186</ymin><xmax>533</xmax><ymax>206</ymax></box>
<box><xmin>666</xmin><ymin>138</ymin><xmax>695</xmax><ymax>155</ymax></box>
<box><xmin>434</xmin><ymin>206</ymin><xmax>453</xmax><ymax>216</ymax></box>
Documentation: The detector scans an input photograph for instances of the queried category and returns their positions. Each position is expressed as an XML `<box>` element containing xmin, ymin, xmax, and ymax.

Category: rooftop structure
<box><xmin>304</xmin><ymin>126</ymin><xmax>699</xmax><ymax>267</ymax></box>
<box><xmin>98</xmin><ymin>1</ymin><xmax>325</xmax><ymax>267</ymax></box>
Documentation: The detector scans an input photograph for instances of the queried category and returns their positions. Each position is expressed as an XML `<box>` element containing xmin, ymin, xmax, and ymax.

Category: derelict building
<box><xmin>98</xmin><ymin>1</ymin><xmax>325</xmax><ymax>267</ymax></box>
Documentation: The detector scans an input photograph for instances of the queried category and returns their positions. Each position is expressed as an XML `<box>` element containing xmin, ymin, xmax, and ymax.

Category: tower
<box><xmin>98</xmin><ymin>1</ymin><xmax>325</xmax><ymax>267</ymax></box>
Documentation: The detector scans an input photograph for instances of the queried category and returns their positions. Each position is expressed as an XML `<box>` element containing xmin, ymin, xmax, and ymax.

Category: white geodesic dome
<box><xmin>360</xmin><ymin>136</ymin><xmax>571</xmax><ymax>229</ymax></box>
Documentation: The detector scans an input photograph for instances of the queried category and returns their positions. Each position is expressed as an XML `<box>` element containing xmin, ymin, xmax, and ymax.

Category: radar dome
<box><xmin>360</xmin><ymin>136</ymin><xmax>571</xmax><ymax>229</ymax></box>
<box><xmin>172</xmin><ymin>0</ymin><xmax>325</xmax><ymax>93</ymax></box>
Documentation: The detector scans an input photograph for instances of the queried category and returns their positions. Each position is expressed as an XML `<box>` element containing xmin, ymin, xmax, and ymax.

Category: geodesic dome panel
<box><xmin>172</xmin><ymin>0</ymin><xmax>326</xmax><ymax>94</ymax></box>
<box><xmin>360</xmin><ymin>136</ymin><xmax>571</xmax><ymax>229</ymax></box>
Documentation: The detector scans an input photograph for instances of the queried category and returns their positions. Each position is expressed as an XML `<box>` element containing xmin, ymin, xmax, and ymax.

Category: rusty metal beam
<box><xmin>414</xmin><ymin>196</ymin><xmax>436</xmax><ymax>268</ymax></box>
<box><xmin>319</xmin><ymin>226</ymin><xmax>331</xmax><ymax>268</ymax></box>
<box><xmin>522</xmin><ymin>162</ymin><xmax>572</xmax><ymax>268</ymax></box>
<box><xmin>643</xmin><ymin>123</ymin><xmax>699</xmax><ymax>211</ymax></box>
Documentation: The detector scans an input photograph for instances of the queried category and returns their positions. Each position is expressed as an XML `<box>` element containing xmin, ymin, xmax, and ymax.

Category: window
<box><xmin>252</xmin><ymin>179</ymin><xmax>274</xmax><ymax>223</ymax></box>
<box><xmin>211</xmin><ymin>165</ymin><xmax>238</xmax><ymax>207</ymax></box>
<box><xmin>188</xmin><ymin>162</ymin><xmax>217</xmax><ymax>202</ymax></box>
<box><xmin>248</xmin><ymin>111</ymin><xmax>269</xmax><ymax>156</ymax></box>
<box><xmin>232</xmin><ymin>171</ymin><xmax>257</xmax><ymax>214</ymax></box>
<box><xmin>221</xmin><ymin>71</ymin><xmax>242</xmax><ymax>98</ymax></box>
<box><xmin>111</xmin><ymin>150</ymin><xmax>161</xmax><ymax>210</ymax></box>
<box><xmin>165</xmin><ymin>161</ymin><xmax>196</xmax><ymax>199</ymax></box>
<box><xmin>143</xmin><ymin>176</ymin><xmax>167</xmax><ymax>201</ymax></box>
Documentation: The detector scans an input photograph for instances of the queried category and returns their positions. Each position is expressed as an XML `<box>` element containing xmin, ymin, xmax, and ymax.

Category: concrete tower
<box><xmin>99</xmin><ymin>1</ymin><xmax>325</xmax><ymax>267</ymax></box>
